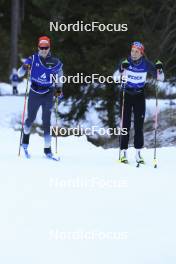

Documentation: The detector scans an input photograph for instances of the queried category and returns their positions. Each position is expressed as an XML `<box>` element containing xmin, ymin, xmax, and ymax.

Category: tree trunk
<box><xmin>10</xmin><ymin>0</ymin><xmax>20</xmax><ymax>70</ymax></box>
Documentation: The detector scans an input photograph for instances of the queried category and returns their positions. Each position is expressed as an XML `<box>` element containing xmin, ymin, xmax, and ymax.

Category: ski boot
<box><xmin>136</xmin><ymin>149</ymin><xmax>145</xmax><ymax>166</ymax></box>
<box><xmin>119</xmin><ymin>149</ymin><xmax>128</xmax><ymax>164</ymax></box>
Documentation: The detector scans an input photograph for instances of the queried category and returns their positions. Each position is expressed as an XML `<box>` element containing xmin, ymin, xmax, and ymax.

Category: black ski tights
<box><xmin>120</xmin><ymin>91</ymin><xmax>145</xmax><ymax>150</ymax></box>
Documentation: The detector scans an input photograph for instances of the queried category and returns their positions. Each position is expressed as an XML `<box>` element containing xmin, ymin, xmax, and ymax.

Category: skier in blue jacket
<box><xmin>113</xmin><ymin>41</ymin><xmax>164</xmax><ymax>164</ymax></box>
<box><xmin>10</xmin><ymin>68</ymin><xmax>19</xmax><ymax>95</ymax></box>
<box><xmin>18</xmin><ymin>36</ymin><xmax>63</xmax><ymax>159</ymax></box>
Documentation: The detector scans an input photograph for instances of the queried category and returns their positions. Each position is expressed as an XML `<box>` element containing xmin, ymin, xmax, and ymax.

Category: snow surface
<box><xmin>0</xmin><ymin>85</ymin><xmax>176</xmax><ymax>264</ymax></box>
<box><xmin>0</xmin><ymin>127</ymin><xmax>176</xmax><ymax>264</ymax></box>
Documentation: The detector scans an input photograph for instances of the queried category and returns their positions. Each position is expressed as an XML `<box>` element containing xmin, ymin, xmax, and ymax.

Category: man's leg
<box><xmin>22</xmin><ymin>90</ymin><xmax>41</xmax><ymax>147</ymax></box>
<box><xmin>41</xmin><ymin>91</ymin><xmax>53</xmax><ymax>155</ymax></box>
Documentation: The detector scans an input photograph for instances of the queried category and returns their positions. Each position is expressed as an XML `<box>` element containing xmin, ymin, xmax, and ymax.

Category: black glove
<box><xmin>120</xmin><ymin>59</ymin><xmax>130</xmax><ymax>72</ymax></box>
<box><xmin>23</xmin><ymin>64</ymin><xmax>30</xmax><ymax>70</ymax></box>
<box><xmin>54</xmin><ymin>87</ymin><xmax>64</xmax><ymax>99</ymax></box>
<box><xmin>155</xmin><ymin>60</ymin><xmax>163</xmax><ymax>70</ymax></box>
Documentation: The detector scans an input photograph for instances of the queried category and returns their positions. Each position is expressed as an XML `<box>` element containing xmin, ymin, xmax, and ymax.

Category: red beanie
<box><xmin>38</xmin><ymin>36</ymin><xmax>51</xmax><ymax>47</ymax></box>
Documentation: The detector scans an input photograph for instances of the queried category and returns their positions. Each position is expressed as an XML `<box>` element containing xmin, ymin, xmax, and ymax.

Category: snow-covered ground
<box><xmin>0</xmin><ymin>126</ymin><xmax>176</xmax><ymax>264</ymax></box>
<box><xmin>0</xmin><ymin>85</ymin><xmax>176</xmax><ymax>264</ymax></box>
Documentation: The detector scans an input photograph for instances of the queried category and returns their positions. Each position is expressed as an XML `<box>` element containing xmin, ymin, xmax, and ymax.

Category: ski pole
<box><xmin>118</xmin><ymin>86</ymin><xmax>125</xmax><ymax>161</ymax></box>
<box><xmin>153</xmin><ymin>84</ymin><xmax>158</xmax><ymax>168</ymax></box>
<box><xmin>18</xmin><ymin>66</ymin><xmax>30</xmax><ymax>156</ymax></box>
<box><xmin>55</xmin><ymin>96</ymin><xmax>59</xmax><ymax>154</ymax></box>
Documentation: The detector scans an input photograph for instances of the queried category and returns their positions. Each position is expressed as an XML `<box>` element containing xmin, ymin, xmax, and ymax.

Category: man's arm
<box><xmin>54</xmin><ymin>64</ymin><xmax>64</xmax><ymax>98</ymax></box>
<box><xmin>55</xmin><ymin>66</ymin><xmax>64</xmax><ymax>89</ymax></box>
<box><xmin>18</xmin><ymin>56</ymin><xmax>32</xmax><ymax>78</ymax></box>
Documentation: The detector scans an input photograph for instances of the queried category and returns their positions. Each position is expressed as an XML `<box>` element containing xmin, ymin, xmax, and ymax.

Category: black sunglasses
<box><xmin>39</xmin><ymin>47</ymin><xmax>49</xmax><ymax>50</ymax></box>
